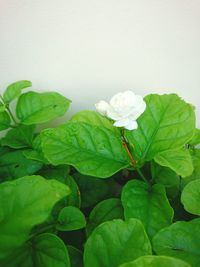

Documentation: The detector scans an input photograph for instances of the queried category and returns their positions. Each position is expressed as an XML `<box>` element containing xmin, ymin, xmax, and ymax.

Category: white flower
<box><xmin>95</xmin><ymin>90</ymin><xmax>146</xmax><ymax>130</ymax></box>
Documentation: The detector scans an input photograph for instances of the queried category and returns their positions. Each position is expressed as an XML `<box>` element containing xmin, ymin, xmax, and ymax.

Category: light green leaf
<box><xmin>86</xmin><ymin>198</ymin><xmax>124</xmax><ymax>236</ymax></box>
<box><xmin>0</xmin><ymin>111</ymin><xmax>11</xmax><ymax>131</ymax></box>
<box><xmin>1</xmin><ymin>124</ymin><xmax>35</xmax><ymax>148</ymax></box>
<box><xmin>153</xmin><ymin>218</ymin><xmax>200</xmax><ymax>267</ymax></box>
<box><xmin>189</xmin><ymin>129</ymin><xmax>200</xmax><ymax>146</ymax></box>
<box><xmin>125</xmin><ymin>94</ymin><xmax>195</xmax><ymax>161</ymax></box>
<box><xmin>119</xmin><ymin>255</ymin><xmax>191</xmax><ymax>267</ymax></box>
<box><xmin>0</xmin><ymin>149</ymin><xmax>43</xmax><ymax>181</ymax></box>
<box><xmin>41</xmin><ymin>122</ymin><xmax>130</xmax><ymax>178</ymax></box>
<box><xmin>84</xmin><ymin>219</ymin><xmax>152</xmax><ymax>267</ymax></box>
<box><xmin>0</xmin><ymin>233</ymin><xmax>71</xmax><ymax>267</ymax></box>
<box><xmin>56</xmin><ymin>206</ymin><xmax>86</xmax><ymax>231</ymax></box>
<box><xmin>181</xmin><ymin>179</ymin><xmax>200</xmax><ymax>215</ymax></box>
<box><xmin>70</xmin><ymin>110</ymin><xmax>119</xmax><ymax>135</ymax></box>
<box><xmin>0</xmin><ymin>175</ymin><xmax>70</xmax><ymax>260</ymax></box>
<box><xmin>16</xmin><ymin>91</ymin><xmax>71</xmax><ymax>124</ymax></box>
<box><xmin>121</xmin><ymin>180</ymin><xmax>174</xmax><ymax>239</ymax></box>
<box><xmin>0</xmin><ymin>102</ymin><xmax>6</xmax><ymax>112</ymax></box>
<box><xmin>154</xmin><ymin>149</ymin><xmax>194</xmax><ymax>178</ymax></box>
<box><xmin>73</xmin><ymin>172</ymin><xmax>117</xmax><ymax>208</ymax></box>
<box><xmin>67</xmin><ymin>245</ymin><xmax>83</xmax><ymax>267</ymax></box>
<box><xmin>3</xmin><ymin>80</ymin><xmax>32</xmax><ymax>103</ymax></box>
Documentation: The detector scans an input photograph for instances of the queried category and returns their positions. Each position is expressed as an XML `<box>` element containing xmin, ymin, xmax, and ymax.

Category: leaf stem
<box><xmin>136</xmin><ymin>168</ymin><xmax>149</xmax><ymax>184</ymax></box>
<box><xmin>121</xmin><ymin>129</ymin><xmax>135</xmax><ymax>166</ymax></box>
<box><xmin>0</xmin><ymin>94</ymin><xmax>18</xmax><ymax>125</ymax></box>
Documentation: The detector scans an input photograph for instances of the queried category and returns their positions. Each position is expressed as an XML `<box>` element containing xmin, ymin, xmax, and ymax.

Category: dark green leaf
<box><xmin>0</xmin><ymin>111</ymin><xmax>11</xmax><ymax>131</ymax></box>
<box><xmin>67</xmin><ymin>245</ymin><xmax>83</xmax><ymax>267</ymax></box>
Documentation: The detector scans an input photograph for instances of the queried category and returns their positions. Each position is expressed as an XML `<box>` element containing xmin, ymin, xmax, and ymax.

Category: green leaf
<box><xmin>119</xmin><ymin>256</ymin><xmax>191</xmax><ymax>267</ymax></box>
<box><xmin>181</xmin><ymin>179</ymin><xmax>200</xmax><ymax>215</ymax></box>
<box><xmin>121</xmin><ymin>180</ymin><xmax>174</xmax><ymax>239</ymax></box>
<box><xmin>41</xmin><ymin>122</ymin><xmax>130</xmax><ymax>178</ymax></box>
<box><xmin>0</xmin><ymin>149</ymin><xmax>43</xmax><ymax>181</ymax></box>
<box><xmin>73</xmin><ymin>173</ymin><xmax>117</xmax><ymax>208</ymax></box>
<box><xmin>86</xmin><ymin>198</ymin><xmax>124</xmax><ymax>236</ymax></box>
<box><xmin>70</xmin><ymin>110</ymin><xmax>119</xmax><ymax>135</ymax></box>
<box><xmin>56</xmin><ymin>206</ymin><xmax>86</xmax><ymax>231</ymax></box>
<box><xmin>0</xmin><ymin>102</ymin><xmax>6</xmax><ymax>112</ymax></box>
<box><xmin>1</xmin><ymin>124</ymin><xmax>35</xmax><ymax>148</ymax></box>
<box><xmin>189</xmin><ymin>129</ymin><xmax>200</xmax><ymax>146</ymax></box>
<box><xmin>154</xmin><ymin>149</ymin><xmax>194</xmax><ymax>178</ymax></box>
<box><xmin>151</xmin><ymin>162</ymin><xmax>180</xmax><ymax>198</ymax></box>
<box><xmin>67</xmin><ymin>245</ymin><xmax>83</xmax><ymax>267</ymax></box>
<box><xmin>84</xmin><ymin>219</ymin><xmax>152</xmax><ymax>267</ymax></box>
<box><xmin>0</xmin><ymin>175</ymin><xmax>70</xmax><ymax>260</ymax></box>
<box><xmin>16</xmin><ymin>91</ymin><xmax>71</xmax><ymax>124</ymax></box>
<box><xmin>0</xmin><ymin>233</ymin><xmax>71</xmax><ymax>267</ymax></box>
<box><xmin>39</xmin><ymin>166</ymin><xmax>80</xmax><ymax>207</ymax></box>
<box><xmin>3</xmin><ymin>80</ymin><xmax>32</xmax><ymax>103</ymax></box>
<box><xmin>0</xmin><ymin>111</ymin><xmax>11</xmax><ymax>131</ymax></box>
<box><xmin>153</xmin><ymin>218</ymin><xmax>200</xmax><ymax>267</ymax></box>
<box><xmin>125</xmin><ymin>94</ymin><xmax>195</xmax><ymax>162</ymax></box>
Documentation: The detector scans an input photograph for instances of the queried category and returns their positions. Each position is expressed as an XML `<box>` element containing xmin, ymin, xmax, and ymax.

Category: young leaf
<box><xmin>0</xmin><ymin>111</ymin><xmax>11</xmax><ymax>131</ymax></box>
<box><xmin>181</xmin><ymin>179</ymin><xmax>200</xmax><ymax>216</ymax></box>
<box><xmin>3</xmin><ymin>80</ymin><xmax>32</xmax><ymax>103</ymax></box>
<box><xmin>119</xmin><ymin>255</ymin><xmax>191</xmax><ymax>267</ymax></box>
<box><xmin>86</xmin><ymin>198</ymin><xmax>124</xmax><ymax>236</ymax></box>
<box><xmin>56</xmin><ymin>206</ymin><xmax>86</xmax><ymax>231</ymax></box>
<box><xmin>1</xmin><ymin>124</ymin><xmax>35</xmax><ymax>148</ymax></box>
<box><xmin>0</xmin><ymin>233</ymin><xmax>71</xmax><ymax>267</ymax></box>
<box><xmin>84</xmin><ymin>219</ymin><xmax>152</xmax><ymax>267</ymax></box>
<box><xmin>125</xmin><ymin>94</ymin><xmax>195</xmax><ymax>161</ymax></box>
<box><xmin>153</xmin><ymin>218</ymin><xmax>200</xmax><ymax>267</ymax></box>
<box><xmin>121</xmin><ymin>180</ymin><xmax>174</xmax><ymax>239</ymax></box>
<box><xmin>154</xmin><ymin>148</ymin><xmax>194</xmax><ymax>178</ymax></box>
<box><xmin>0</xmin><ymin>175</ymin><xmax>70</xmax><ymax>260</ymax></box>
<box><xmin>67</xmin><ymin>245</ymin><xmax>83</xmax><ymax>267</ymax></box>
<box><xmin>16</xmin><ymin>91</ymin><xmax>71</xmax><ymax>124</ymax></box>
<box><xmin>41</xmin><ymin>122</ymin><xmax>130</xmax><ymax>178</ymax></box>
<box><xmin>0</xmin><ymin>149</ymin><xmax>43</xmax><ymax>180</ymax></box>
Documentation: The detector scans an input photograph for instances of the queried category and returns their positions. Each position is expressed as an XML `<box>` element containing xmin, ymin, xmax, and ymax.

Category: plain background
<box><xmin>0</xmin><ymin>0</ymin><xmax>199</xmax><ymax>125</ymax></box>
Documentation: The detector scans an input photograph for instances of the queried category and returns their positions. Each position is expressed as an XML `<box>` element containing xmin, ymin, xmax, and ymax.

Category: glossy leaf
<box><xmin>41</xmin><ymin>122</ymin><xmax>130</xmax><ymax>178</ymax></box>
<box><xmin>154</xmin><ymin>149</ymin><xmax>193</xmax><ymax>178</ymax></box>
<box><xmin>119</xmin><ymin>256</ymin><xmax>191</xmax><ymax>267</ymax></box>
<box><xmin>87</xmin><ymin>198</ymin><xmax>124</xmax><ymax>235</ymax></box>
<box><xmin>153</xmin><ymin>218</ymin><xmax>200</xmax><ymax>267</ymax></box>
<box><xmin>0</xmin><ymin>175</ymin><xmax>70</xmax><ymax>260</ymax></box>
<box><xmin>56</xmin><ymin>206</ymin><xmax>86</xmax><ymax>231</ymax></box>
<box><xmin>181</xmin><ymin>179</ymin><xmax>200</xmax><ymax>215</ymax></box>
<box><xmin>122</xmin><ymin>180</ymin><xmax>174</xmax><ymax>239</ymax></box>
<box><xmin>84</xmin><ymin>219</ymin><xmax>152</xmax><ymax>267</ymax></box>
<box><xmin>125</xmin><ymin>94</ymin><xmax>195</xmax><ymax>161</ymax></box>
<box><xmin>3</xmin><ymin>80</ymin><xmax>32</xmax><ymax>103</ymax></box>
<box><xmin>16</xmin><ymin>91</ymin><xmax>71</xmax><ymax>124</ymax></box>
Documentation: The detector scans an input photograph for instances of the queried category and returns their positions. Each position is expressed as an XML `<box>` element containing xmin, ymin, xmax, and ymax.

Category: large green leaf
<box><xmin>189</xmin><ymin>129</ymin><xmax>200</xmax><ymax>146</ymax></box>
<box><xmin>119</xmin><ymin>256</ymin><xmax>191</xmax><ymax>267</ymax></box>
<box><xmin>153</xmin><ymin>218</ymin><xmax>200</xmax><ymax>267</ymax></box>
<box><xmin>0</xmin><ymin>233</ymin><xmax>71</xmax><ymax>267</ymax></box>
<box><xmin>154</xmin><ymin>149</ymin><xmax>194</xmax><ymax>178</ymax></box>
<box><xmin>84</xmin><ymin>219</ymin><xmax>152</xmax><ymax>267</ymax></box>
<box><xmin>16</xmin><ymin>91</ymin><xmax>71</xmax><ymax>124</ymax></box>
<box><xmin>73</xmin><ymin>173</ymin><xmax>117</xmax><ymax>208</ymax></box>
<box><xmin>86</xmin><ymin>198</ymin><xmax>124</xmax><ymax>236</ymax></box>
<box><xmin>0</xmin><ymin>175</ymin><xmax>70</xmax><ymax>260</ymax></box>
<box><xmin>3</xmin><ymin>80</ymin><xmax>32</xmax><ymax>103</ymax></box>
<box><xmin>181</xmin><ymin>179</ymin><xmax>200</xmax><ymax>215</ymax></box>
<box><xmin>0</xmin><ymin>111</ymin><xmax>11</xmax><ymax>131</ymax></box>
<box><xmin>125</xmin><ymin>94</ymin><xmax>195</xmax><ymax>161</ymax></box>
<box><xmin>41</xmin><ymin>122</ymin><xmax>130</xmax><ymax>178</ymax></box>
<box><xmin>121</xmin><ymin>180</ymin><xmax>174</xmax><ymax>239</ymax></box>
<box><xmin>0</xmin><ymin>149</ymin><xmax>43</xmax><ymax>181</ymax></box>
<box><xmin>1</xmin><ymin>124</ymin><xmax>35</xmax><ymax>148</ymax></box>
<box><xmin>56</xmin><ymin>206</ymin><xmax>86</xmax><ymax>231</ymax></box>
<box><xmin>70</xmin><ymin>110</ymin><xmax>119</xmax><ymax>134</ymax></box>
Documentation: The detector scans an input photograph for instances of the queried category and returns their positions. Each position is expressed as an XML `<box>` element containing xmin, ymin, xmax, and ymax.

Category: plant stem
<box><xmin>136</xmin><ymin>168</ymin><xmax>148</xmax><ymax>183</ymax></box>
<box><xmin>121</xmin><ymin>129</ymin><xmax>135</xmax><ymax>167</ymax></box>
<box><xmin>0</xmin><ymin>94</ymin><xmax>18</xmax><ymax>125</ymax></box>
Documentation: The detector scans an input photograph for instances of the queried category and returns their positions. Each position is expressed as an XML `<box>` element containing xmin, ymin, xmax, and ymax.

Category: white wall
<box><xmin>0</xmin><ymin>0</ymin><xmax>200</xmax><ymax>125</ymax></box>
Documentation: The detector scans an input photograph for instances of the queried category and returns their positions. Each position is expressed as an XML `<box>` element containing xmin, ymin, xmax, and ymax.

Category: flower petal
<box><xmin>124</xmin><ymin>120</ymin><xmax>138</xmax><ymax>130</ymax></box>
<box><xmin>95</xmin><ymin>100</ymin><xmax>110</xmax><ymax>116</ymax></box>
